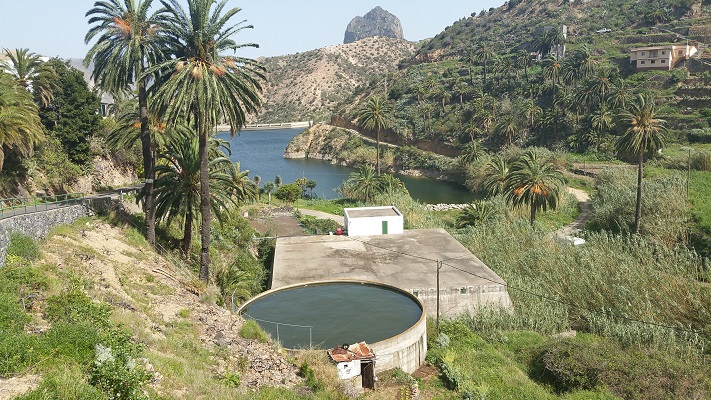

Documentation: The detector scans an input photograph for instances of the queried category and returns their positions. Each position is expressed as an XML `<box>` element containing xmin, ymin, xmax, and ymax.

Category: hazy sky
<box><xmin>0</xmin><ymin>0</ymin><xmax>505</xmax><ymax>60</ymax></box>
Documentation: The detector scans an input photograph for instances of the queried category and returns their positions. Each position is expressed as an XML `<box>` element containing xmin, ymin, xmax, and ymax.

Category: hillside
<box><xmin>254</xmin><ymin>36</ymin><xmax>416</xmax><ymax>123</ymax></box>
<box><xmin>330</xmin><ymin>0</ymin><xmax>711</xmax><ymax>154</ymax></box>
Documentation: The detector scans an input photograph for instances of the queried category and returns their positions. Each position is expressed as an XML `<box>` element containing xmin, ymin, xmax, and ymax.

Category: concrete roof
<box><xmin>271</xmin><ymin>228</ymin><xmax>506</xmax><ymax>291</ymax></box>
<box><xmin>345</xmin><ymin>207</ymin><xmax>400</xmax><ymax>218</ymax></box>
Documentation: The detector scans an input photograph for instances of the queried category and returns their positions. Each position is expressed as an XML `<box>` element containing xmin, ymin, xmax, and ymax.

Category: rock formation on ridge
<box><xmin>344</xmin><ymin>6</ymin><xmax>404</xmax><ymax>44</ymax></box>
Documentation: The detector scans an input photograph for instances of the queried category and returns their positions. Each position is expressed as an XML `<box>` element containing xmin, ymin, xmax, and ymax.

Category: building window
<box><xmin>661</xmin><ymin>51</ymin><xmax>666</xmax><ymax>55</ymax></box>
<box><xmin>640</xmin><ymin>60</ymin><xmax>646</xmax><ymax>64</ymax></box>
<box><xmin>661</xmin><ymin>59</ymin><xmax>666</xmax><ymax>63</ymax></box>
<box><xmin>679</xmin><ymin>50</ymin><xmax>683</xmax><ymax>55</ymax></box>
<box><xmin>651</xmin><ymin>60</ymin><xmax>656</xmax><ymax>64</ymax></box>
<box><xmin>641</xmin><ymin>51</ymin><xmax>645</xmax><ymax>56</ymax></box>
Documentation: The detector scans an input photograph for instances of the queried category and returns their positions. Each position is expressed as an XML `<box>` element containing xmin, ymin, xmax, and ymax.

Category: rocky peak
<box><xmin>343</xmin><ymin>6</ymin><xmax>404</xmax><ymax>44</ymax></box>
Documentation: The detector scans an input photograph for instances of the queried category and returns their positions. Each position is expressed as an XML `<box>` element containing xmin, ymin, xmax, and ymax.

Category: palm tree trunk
<box><xmin>634</xmin><ymin>150</ymin><xmax>644</xmax><ymax>234</ymax></box>
<box><xmin>198</xmin><ymin>125</ymin><xmax>211</xmax><ymax>282</ymax></box>
<box><xmin>182</xmin><ymin>211</ymin><xmax>193</xmax><ymax>258</ymax></box>
<box><xmin>530</xmin><ymin>206</ymin><xmax>536</xmax><ymax>226</ymax></box>
<box><xmin>376</xmin><ymin>129</ymin><xmax>381</xmax><ymax>175</ymax></box>
<box><xmin>139</xmin><ymin>78</ymin><xmax>156</xmax><ymax>248</ymax></box>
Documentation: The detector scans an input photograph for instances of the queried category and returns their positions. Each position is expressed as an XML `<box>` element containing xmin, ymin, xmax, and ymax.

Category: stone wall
<box><xmin>0</xmin><ymin>205</ymin><xmax>89</xmax><ymax>266</ymax></box>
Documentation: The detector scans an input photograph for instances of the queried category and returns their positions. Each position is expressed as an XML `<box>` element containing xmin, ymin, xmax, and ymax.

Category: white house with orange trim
<box><xmin>629</xmin><ymin>44</ymin><xmax>697</xmax><ymax>71</ymax></box>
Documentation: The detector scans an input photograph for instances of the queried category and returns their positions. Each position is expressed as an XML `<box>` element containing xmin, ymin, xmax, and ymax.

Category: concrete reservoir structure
<box><xmin>344</xmin><ymin>206</ymin><xmax>404</xmax><ymax>236</ymax></box>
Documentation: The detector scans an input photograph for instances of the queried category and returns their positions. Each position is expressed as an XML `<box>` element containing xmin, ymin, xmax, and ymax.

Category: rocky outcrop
<box><xmin>344</xmin><ymin>6</ymin><xmax>404</xmax><ymax>44</ymax></box>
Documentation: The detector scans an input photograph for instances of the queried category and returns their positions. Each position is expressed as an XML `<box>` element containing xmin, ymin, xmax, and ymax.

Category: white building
<box><xmin>344</xmin><ymin>206</ymin><xmax>404</xmax><ymax>237</ymax></box>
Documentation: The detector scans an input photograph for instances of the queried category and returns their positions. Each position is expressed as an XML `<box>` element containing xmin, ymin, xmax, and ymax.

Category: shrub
<box><xmin>274</xmin><ymin>183</ymin><xmax>302</xmax><ymax>202</ymax></box>
<box><xmin>298</xmin><ymin>215</ymin><xmax>340</xmax><ymax>235</ymax></box>
<box><xmin>89</xmin><ymin>329</ymin><xmax>151</xmax><ymax>400</ymax></box>
<box><xmin>44</xmin><ymin>287</ymin><xmax>111</xmax><ymax>328</ymax></box>
<box><xmin>298</xmin><ymin>362</ymin><xmax>324</xmax><ymax>391</ymax></box>
<box><xmin>6</xmin><ymin>233</ymin><xmax>41</xmax><ymax>260</ymax></box>
<box><xmin>538</xmin><ymin>335</ymin><xmax>711</xmax><ymax>399</ymax></box>
<box><xmin>691</xmin><ymin>151</ymin><xmax>711</xmax><ymax>171</ymax></box>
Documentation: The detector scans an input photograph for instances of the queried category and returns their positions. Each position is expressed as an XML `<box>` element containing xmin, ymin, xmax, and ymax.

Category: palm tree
<box><xmin>262</xmin><ymin>181</ymin><xmax>275</xmax><ymax>203</ymax></box>
<box><xmin>0</xmin><ymin>73</ymin><xmax>44</xmax><ymax>172</ymax></box>
<box><xmin>459</xmin><ymin>141</ymin><xmax>486</xmax><ymax>166</ymax></box>
<box><xmin>142</xmin><ymin>129</ymin><xmax>238</xmax><ymax>257</ymax></box>
<box><xmin>149</xmin><ymin>0</ymin><xmax>264</xmax><ymax>281</ymax></box>
<box><xmin>357</xmin><ymin>96</ymin><xmax>392</xmax><ymax>175</ymax></box>
<box><xmin>474</xmin><ymin>43</ymin><xmax>494</xmax><ymax>86</ymax></box>
<box><xmin>615</xmin><ymin>93</ymin><xmax>666</xmax><ymax>233</ymax></box>
<box><xmin>0</xmin><ymin>48</ymin><xmax>58</xmax><ymax>107</ymax></box>
<box><xmin>460</xmin><ymin>48</ymin><xmax>476</xmax><ymax>84</ymax></box>
<box><xmin>344</xmin><ymin>165</ymin><xmax>382</xmax><ymax>202</ymax></box>
<box><xmin>505</xmin><ymin>151</ymin><xmax>565</xmax><ymax>226</ymax></box>
<box><xmin>482</xmin><ymin>155</ymin><xmax>509</xmax><ymax>196</ymax></box>
<box><xmin>85</xmin><ymin>0</ymin><xmax>165</xmax><ymax>248</ymax></box>
<box><xmin>456</xmin><ymin>200</ymin><xmax>496</xmax><ymax>228</ymax></box>
<box><xmin>515</xmin><ymin>49</ymin><xmax>531</xmax><ymax>83</ymax></box>
<box><xmin>225</xmin><ymin>162</ymin><xmax>257</xmax><ymax>203</ymax></box>
<box><xmin>495</xmin><ymin>113</ymin><xmax>520</xmax><ymax>146</ymax></box>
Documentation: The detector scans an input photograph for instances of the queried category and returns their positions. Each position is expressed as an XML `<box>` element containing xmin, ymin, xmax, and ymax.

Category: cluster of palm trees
<box><xmin>85</xmin><ymin>0</ymin><xmax>264</xmax><ymax>281</ymax></box>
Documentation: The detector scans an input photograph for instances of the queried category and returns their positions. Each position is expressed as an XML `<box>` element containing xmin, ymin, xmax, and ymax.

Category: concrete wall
<box><xmin>370</xmin><ymin>305</ymin><xmax>427</xmax><ymax>374</ymax></box>
<box><xmin>0</xmin><ymin>205</ymin><xmax>90</xmax><ymax>266</ymax></box>
<box><xmin>410</xmin><ymin>283</ymin><xmax>512</xmax><ymax>319</ymax></box>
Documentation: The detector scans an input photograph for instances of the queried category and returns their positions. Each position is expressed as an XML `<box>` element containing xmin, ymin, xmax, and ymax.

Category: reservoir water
<box><xmin>240</xmin><ymin>282</ymin><xmax>423</xmax><ymax>349</ymax></box>
<box><xmin>218</xmin><ymin>127</ymin><xmax>477</xmax><ymax>204</ymax></box>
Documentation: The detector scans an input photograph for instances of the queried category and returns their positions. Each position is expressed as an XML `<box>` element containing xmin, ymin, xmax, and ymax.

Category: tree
<box><xmin>142</xmin><ymin>129</ymin><xmax>238</xmax><ymax>257</ymax></box>
<box><xmin>459</xmin><ymin>141</ymin><xmax>486</xmax><ymax>166</ymax></box>
<box><xmin>0</xmin><ymin>48</ymin><xmax>58</xmax><ymax>107</ymax></box>
<box><xmin>344</xmin><ymin>165</ymin><xmax>381</xmax><ymax>202</ymax></box>
<box><xmin>505</xmin><ymin>151</ymin><xmax>565</xmax><ymax>226</ymax></box>
<box><xmin>38</xmin><ymin>59</ymin><xmax>101</xmax><ymax>166</ymax></box>
<box><xmin>0</xmin><ymin>72</ymin><xmax>44</xmax><ymax>172</ymax></box>
<box><xmin>357</xmin><ymin>96</ymin><xmax>392</xmax><ymax>175</ymax></box>
<box><xmin>274</xmin><ymin>175</ymin><xmax>282</xmax><ymax>187</ymax></box>
<box><xmin>150</xmin><ymin>0</ymin><xmax>264</xmax><ymax>282</ymax></box>
<box><xmin>305</xmin><ymin>179</ymin><xmax>317</xmax><ymax>198</ymax></box>
<box><xmin>274</xmin><ymin>183</ymin><xmax>301</xmax><ymax>202</ymax></box>
<box><xmin>474</xmin><ymin>43</ymin><xmax>494</xmax><ymax>86</ymax></box>
<box><xmin>482</xmin><ymin>155</ymin><xmax>509</xmax><ymax>196</ymax></box>
<box><xmin>225</xmin><ymin>162</ymin><xmax>257</xmax><ymax>203</ymax></box>
<box><xmin>515</xmin><ymin>49</ymin><xmax>531</xmax><ymax>83</ymax></box>
<box><xmin>262</xmin><ymin>181</ymin><xmax>275</xmax><ymax>203</ymax></box>
<box><xmin>85</xmin><ymin>0</ymin><xmax>166</xmax><ymax>248</ymax></box>
<box><xmin>615</xmin><ymin>93</ymin><xmax>666</xmax><ymax>233</ymax></box>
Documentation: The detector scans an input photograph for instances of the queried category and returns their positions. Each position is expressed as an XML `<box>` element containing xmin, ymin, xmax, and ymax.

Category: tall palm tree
<box><xmin>142</xmin><ymin>129</ymin><xmax>237</xmax><ymax>257</ymax></box>
<box><xmin>474</xmin><ymin>43</ymin><xmax>494</xmax><ymax>86</ymax></box>
<box><xmin>505</xmin><ymin>151</ymin><xmax>564</xmax><ymax>226</ymax></box>
<box><xmin>262</xmin><ymin>181</ymin><xmax>275</xmax><ymax>203</ymax></box>
<box><xmin>495</xmin><ymin>113</ymin><xmax>520</xmax><ymax>146</ymax></box>
<box><xmin>0</xmin><ymin>48</ymin><xmax>58</xmax><ymax>107</ymax></box>
<box><xmin>615</xmin><ymin>93</ymin><xmax>666</xmax><ymax>233</ymax></box>
<box><xmin>85</xmin><ymin>0</ymin><xmax>165</xmax><ymax>248</ymax></box>
<box><xmin>0</xmin><ymin>73</ymin><xmax>44</xmax><ymax>172</ymax></box>
<box><xmin>357</xmin><ymin>96</ymin><xmax>392</xmax><ymax>175</ymax></box>
<box><xmin>460</xmin><ymin>48</ymin><xmax>476</xmax><ymax>84</ymax></box>
<box><xmin>149</xmin><ymin>0</ymin><xmax>264</xmax><ymax>281</ymax></box>
<box><xmin>225</xmin><ymin>161</ymin><xmax>257</xmax><ymax>203</ymax></box>
<box><xmin>516</xmin><ymin>49</ymin><xmax>531</xmax><ymax>83</ymax></box>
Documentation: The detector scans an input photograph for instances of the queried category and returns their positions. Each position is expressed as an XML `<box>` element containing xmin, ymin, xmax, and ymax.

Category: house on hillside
<box><xmin>629</xmin><ymin>44</ymin><xmax>698</xmax><ymax>71</ymax></box>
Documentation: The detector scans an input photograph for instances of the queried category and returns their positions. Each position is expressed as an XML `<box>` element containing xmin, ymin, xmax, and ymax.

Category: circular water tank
<box><xmin>238</xmin><ymin>280</ymin><xmax>427</xmax><ymax>373</ymax></box>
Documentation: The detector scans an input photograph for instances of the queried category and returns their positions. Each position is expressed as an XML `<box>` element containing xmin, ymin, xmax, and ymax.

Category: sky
<box><xmin>0</xmin><ymin>0</ymin><xmax>505</xmax><ymax>60</ymax></box>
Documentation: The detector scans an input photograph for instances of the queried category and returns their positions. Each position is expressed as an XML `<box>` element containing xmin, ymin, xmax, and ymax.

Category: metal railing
<box><xmin>241</xmin><ymin>313</ymin><xmax>313</xmax><ymax>349</ymax></box>
<box><xmin>0</xmin><ymin>193</ymin><xmax>86</xmax><ymax>219</ymax></box>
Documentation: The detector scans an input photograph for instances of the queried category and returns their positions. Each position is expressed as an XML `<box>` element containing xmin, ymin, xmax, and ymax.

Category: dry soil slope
<box><xmin>256</xmin><ymin>36</ymin><xmax>416</xmax><ymax>123</ymax></box>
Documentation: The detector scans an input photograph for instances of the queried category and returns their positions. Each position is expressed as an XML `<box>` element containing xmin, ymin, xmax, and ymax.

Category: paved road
<box><xmin>0</xmin><ymin>185</ymin><xmax>143</xmax><ymax>220</ymax></box>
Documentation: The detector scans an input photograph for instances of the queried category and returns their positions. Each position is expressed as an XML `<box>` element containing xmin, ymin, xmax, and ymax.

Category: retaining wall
<box><xmin>0</xmin><ymin>205</ymin><xmax>90</xmax><ymax>266</ymax></box>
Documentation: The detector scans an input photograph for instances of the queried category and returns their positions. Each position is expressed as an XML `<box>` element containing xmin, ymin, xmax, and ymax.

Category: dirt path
<box><xmin>556</xmin><ymin>187</ymin><xmax>592</xmax><ymax>237</ymax></box>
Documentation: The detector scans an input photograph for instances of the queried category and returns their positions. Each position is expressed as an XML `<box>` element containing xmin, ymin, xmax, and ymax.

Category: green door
<box><xmin>382</xmin><ymin>220</ymin><xmax>388</xmax><ymax>234</ymax></box>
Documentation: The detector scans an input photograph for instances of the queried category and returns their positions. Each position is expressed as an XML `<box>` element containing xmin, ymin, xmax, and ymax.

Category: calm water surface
<box><xmin>219</xmin><ymin>128</ymin><xmax>477</xmax><ymax>204</ymax></box>
<box><xmin>241</xmin><ymin>283</ymin><xmax>422</xmax><ymax>349</ymax></box>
